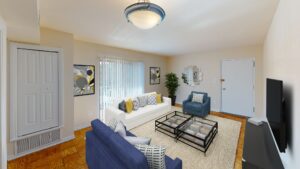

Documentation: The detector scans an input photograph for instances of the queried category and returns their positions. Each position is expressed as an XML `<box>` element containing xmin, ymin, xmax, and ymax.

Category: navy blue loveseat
<box><xmin>86</xmin><ymin>119</ymin><xmax>182</xmax><ymax>169</ymax></box>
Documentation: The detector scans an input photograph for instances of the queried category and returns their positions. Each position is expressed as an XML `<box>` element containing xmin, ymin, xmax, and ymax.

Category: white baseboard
<box><xmin>74</xmin><ymin>122</ymin><xmax>91</xmax><ymax>131</ymax></box>
<box><xmin>211</xmin><ymin>108</ymin><xmax>221</xmax><ymax>112</ymax></box>
<box><xmin>8</xmin><ymin>135</ymin><xmax>75</xmax><ymax>161</ymax></box>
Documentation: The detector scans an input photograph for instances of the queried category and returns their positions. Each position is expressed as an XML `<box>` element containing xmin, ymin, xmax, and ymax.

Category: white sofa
<box><xmin>105</xmin><ymin>92</ymin><xmax>172</xmax><ymax>130</ymax></box>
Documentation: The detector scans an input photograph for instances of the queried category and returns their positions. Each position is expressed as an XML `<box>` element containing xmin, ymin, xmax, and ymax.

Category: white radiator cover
<box><xmin>15</xmin><ymin>129</ymin><xmax>60</xmax><ymax>155</ymax></box>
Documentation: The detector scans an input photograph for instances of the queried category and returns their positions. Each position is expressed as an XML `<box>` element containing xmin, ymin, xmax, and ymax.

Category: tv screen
<box><xmin>266</xmin><ymin>78</ymin><xmax>286</xmax><ymax>152</ymax></box>
<box><xmin>267</xmin><ymin>79</ymin><xmax>283</xmax><ymax>124</ymax></box>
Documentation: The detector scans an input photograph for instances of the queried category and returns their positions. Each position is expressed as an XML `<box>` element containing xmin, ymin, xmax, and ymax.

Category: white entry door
<box><xmin>221</xmin><ymin>59</ymin><xmax>255</xmax><ymax>117</ymax></box>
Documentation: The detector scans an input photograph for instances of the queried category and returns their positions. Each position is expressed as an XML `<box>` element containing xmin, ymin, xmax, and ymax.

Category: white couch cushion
<box><xmin>125</xmin><ymin>103</ymin><xmax>168</xmax><ymax>122</ymax></box>
<box><xmin>105</xmin><ymin>93</ymin><xmax>171</xmax><ymax>130</ymax></box>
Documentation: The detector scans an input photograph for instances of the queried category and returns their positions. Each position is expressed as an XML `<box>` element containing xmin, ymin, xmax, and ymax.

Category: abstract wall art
<box><xmin>150</xmin><ymin>67</ymin><xmax>160</xmax><ymax>85</ymax></box>
<box><xmin>73</xmin><ymin>64</ymin><xmax>95</xmax><ymax>96</ymax></box>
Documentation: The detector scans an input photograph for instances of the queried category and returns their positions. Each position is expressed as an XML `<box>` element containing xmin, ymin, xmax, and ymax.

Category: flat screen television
<box><xmin>266</xmin><ymin>78</ymin><xmax>286</xmax><ymax>152</ymax></box>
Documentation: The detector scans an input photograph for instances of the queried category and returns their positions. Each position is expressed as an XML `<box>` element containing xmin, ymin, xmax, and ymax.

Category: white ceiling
<box><xmin>5</xmin><ymin>0</ymin><xmax>279</xmax><ymax>56</ymax></box>
<box><xmin>0</xmin><ymin>0</ymin><xmax>40</xmax><ymax>43</ymax></box>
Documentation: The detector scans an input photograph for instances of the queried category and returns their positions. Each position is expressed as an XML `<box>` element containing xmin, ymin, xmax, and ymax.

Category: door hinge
<box><xmin>253</xmin><ymin>107</ymin><xmax>255</xmax><ymax>112</ymax></box>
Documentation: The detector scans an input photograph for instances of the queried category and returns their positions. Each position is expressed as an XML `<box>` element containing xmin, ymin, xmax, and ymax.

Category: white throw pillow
<box><xmin>138</xmin><ymin>96</ymin><xmax>148</xmax><ymax>107</ymax></box>
<box><xmin>114</xmin><ymin>121</ymin><xmax>126</xmax><ymax>137</ymax></box>
<box><xmin>135</xmin><ymin>144</ymin><xmax>166</xmax><ymax>169</ymax></box>
<box><xmin>147</xmin><ymin>94</ymin><xmax>157</xmax><ymax>105</ymax></box>
<box><xmin>108</xmin><ymin>119</ymin><xmax>118</xmax><ymax>130</ymax></box>
<box><xmin>124</xmin><ymin>136</ymin><xmax>151</xmax><ymax>145</ymax></box>
<box><xmin>133</xmin><ymin>98</ymin><xmax>140</xmax><ymax>110</ymax></box>
<box><xmin>192</xmin><ymin>93</ymin><xmax>204</xmax><ymax>103</ymax></box>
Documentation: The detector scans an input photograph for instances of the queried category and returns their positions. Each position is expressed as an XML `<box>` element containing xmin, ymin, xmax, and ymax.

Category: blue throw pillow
<box><xmin>118</xmin><ymin>100</ymin><xmax>126</xmax><ymax>112</ymax></box>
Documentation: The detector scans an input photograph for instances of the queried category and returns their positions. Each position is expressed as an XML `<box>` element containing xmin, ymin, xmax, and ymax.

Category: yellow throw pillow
<box><xmin>156</xmin><ymin>94</ymin><xmax>162</xmax><ymax>104</ymax></box>
<box><xmin>125</xmin><ymin>99</ymin><xmax>133</xmax><ymax>113</ymax></box>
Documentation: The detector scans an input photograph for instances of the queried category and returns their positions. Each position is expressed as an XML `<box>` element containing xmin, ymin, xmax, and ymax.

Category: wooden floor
<box><xmin>8</xmin><ymin>112</ymin><xmax>246</xmax><ymax>169</ymax></box>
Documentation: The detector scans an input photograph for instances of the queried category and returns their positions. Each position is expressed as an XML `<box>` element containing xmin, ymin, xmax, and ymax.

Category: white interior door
<box><xmin>221</xmin><ymin>59</ymin><xmax>255</xmax><ymax>117</ymax></box>
<box><xmin>17</xmin><ymin>49</ymin><xmax>59</xmax><ymax>136</ymax></box>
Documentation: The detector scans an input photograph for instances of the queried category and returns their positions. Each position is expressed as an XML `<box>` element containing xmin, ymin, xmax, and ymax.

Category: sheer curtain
<box><xmin>99</xmin><ymin>57</ymin><xmax>144</xmax><ymax>120</ymax></box>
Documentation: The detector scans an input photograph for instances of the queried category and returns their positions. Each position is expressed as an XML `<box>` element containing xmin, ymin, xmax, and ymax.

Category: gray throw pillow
<box><xmin>118</xmin><ymin>100</ymin><xmax>127</xmax><ymax>112</ymax></box>
<box><xmin>138</xmin><ymin>96</ymin><xmax>147</xmax><ymax>107</ymax></box>
<box><xmin>148</xmin><ymin>94</ymin><xmax>157</xmax><ymax>105</ymax></box>
<box><xmin>135</xmin><ymin>144</ymin><xmax>166</xmax><ymax>169</ymax></box>
<box><xmin>133</xmin><ymin>98</ymin><xmax>140</xmax><ymax>110</ymax></box>
<box><xmin>114</xmin><ymin>121</ymin><xmax>126</xmax><ymax>137</ymax></box>
<box><xmin>192</xmin><ymin>93</ymin><xmax>204</xmax><ymax>103</ymax></box>
<box><xmin>124</xmin><ymin>136</ymin><xmax>151</xmax><ymax>145</ymax></box>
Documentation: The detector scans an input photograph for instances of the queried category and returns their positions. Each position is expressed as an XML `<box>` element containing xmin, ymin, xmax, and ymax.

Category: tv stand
<box><xmin>243</xmin><ymin>121</ymin><xmax>284</xmax><ymax>169</ymax></box>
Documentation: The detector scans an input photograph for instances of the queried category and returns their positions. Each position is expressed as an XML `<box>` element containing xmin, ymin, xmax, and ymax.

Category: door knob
<box><xmin>222</xmin><ymin>88</ymin><xmax>226</xmax><ymax>90</ymax></box>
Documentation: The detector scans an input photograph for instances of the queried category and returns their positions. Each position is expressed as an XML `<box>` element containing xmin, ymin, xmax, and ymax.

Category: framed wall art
<box><xmin>150</xmin><ymin>67</ymin><xmax>160</xmax><ymax>85</ymax></box>
<box><xmin>73</xmin><ymin>64</ymin><xmax>95</xmax><ymax>96</ymax></box>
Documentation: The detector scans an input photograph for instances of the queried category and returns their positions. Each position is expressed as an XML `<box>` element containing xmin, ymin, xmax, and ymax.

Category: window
<box><xmin>99</xmin><ymin>57</ymin><xmax>144</xmax><ymax>120</ymax></box>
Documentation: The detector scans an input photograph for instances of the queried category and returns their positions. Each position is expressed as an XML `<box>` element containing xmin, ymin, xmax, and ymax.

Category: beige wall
<box><xmin>263</xmin><ymin>0</ymin><xmax>300</xmax><ymax>168</ymax></box>
<box><xmin>40</xmin><ymin>28</ymin><xmax>74</xmax><ymax>139</ymax></box>
<box><xmin>167</xmin><ymin>45</ymin><xmax>263</xmax><ymax>117</ymax></box>
<box><xmin>73</xmin><ymin>40</ymin><xmax>169</xmax><ymax>130</ymax></box>
<box><xmin>5</xmin><ymin>27</ymin><xmax>168</xmax><ymax>157</ymax></box>
<box><xmin>6</xmin><ymin>28</ymin><xmax>75</xmax><ymax>158</ymax></box>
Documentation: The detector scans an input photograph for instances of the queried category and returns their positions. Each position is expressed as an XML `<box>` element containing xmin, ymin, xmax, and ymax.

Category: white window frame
<box><xmin>98</xmin><ymin>57</ymin><xmax>145</xmax><ymax>120</ymax></box>
<box><xmin>0</xmin><ymin>16</ymin><xmax>7</xmax><ymax>169</ymax></box>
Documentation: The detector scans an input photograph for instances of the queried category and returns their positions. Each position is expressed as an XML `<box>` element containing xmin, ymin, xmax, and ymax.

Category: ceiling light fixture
<box><xmin>124</xmin><ymin>0</ymin><xmax>166</xmax><ymax>29</ymax></box>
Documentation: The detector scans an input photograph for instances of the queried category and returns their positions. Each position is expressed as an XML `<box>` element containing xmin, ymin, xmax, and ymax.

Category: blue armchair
<box><xmin>183</xmin><ymin>91</ymin><xmax>211</xmax><ymax>117</ymax></box>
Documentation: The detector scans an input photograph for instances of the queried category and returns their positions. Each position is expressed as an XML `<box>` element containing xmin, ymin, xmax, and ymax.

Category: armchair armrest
<box><xmin>172</xmin><ymin>158</ymin><xmax>183</xmax><ymax>169</ymax></box>
<box><xmin>105</xmin><ymin>106</ymin><xmax>126</xmax><ymax>124</ymax></box>
<box><xmin>183</xmin><ymin>94</ymin><xmax>192</xmax><ymax>106</ymax></box>
<box><xmin>203</xmin><ymin>97</ymin><xmax>210</xmax><ymax>106</ymax></box>
<box><xmin>182</xmin><ymin>99</ymin><xmax>190</xmax><ymax>106</ymax></box>
<box><xmin>202</xmin><ymin>97</ymin><xmax>211</xmax><ymax>113</ymax></box>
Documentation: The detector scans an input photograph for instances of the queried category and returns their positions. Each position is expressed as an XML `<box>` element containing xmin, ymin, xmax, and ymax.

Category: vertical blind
<box><xmin>99</xmin><ymin>57</ymin><xmax>144</xmax><ymax>120</ymax></box>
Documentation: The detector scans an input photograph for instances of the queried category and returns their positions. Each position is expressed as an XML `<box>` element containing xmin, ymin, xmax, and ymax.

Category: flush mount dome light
<box><xmin>125</xmin><ymin>0</ymin><xmax>166</xmax><ymax>29</ymax></box>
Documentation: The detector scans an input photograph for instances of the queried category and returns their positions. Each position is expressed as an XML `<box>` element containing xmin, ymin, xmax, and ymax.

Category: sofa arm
<box><xmin>105</xmin><ymin>106</ymin><xmax>126</xmax><ymax>124</ymax></box>
<box><xmin>172</xmin><ymin>158</ymin><xmax>183</xmax><ymax>169</ymax></box>
<box><xmin>163</xmin><ymin>96</ymin><xmax>171</xmax><ymax>105</ymax></box>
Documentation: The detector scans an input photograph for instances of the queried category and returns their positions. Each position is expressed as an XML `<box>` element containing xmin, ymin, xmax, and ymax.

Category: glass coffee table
<box><xmin>155</xmin><ymin>111</ymin><xmax>218</xmax><ymax>155</ymax></box>
<box><xmin>155</xmin><ymin>111</ymin><xmax>191</xmax><ymax>139</ymax></box>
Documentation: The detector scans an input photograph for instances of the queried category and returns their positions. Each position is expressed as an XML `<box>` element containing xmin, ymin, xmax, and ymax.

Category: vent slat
<box><xmin>16</xmin><ymin>129</ymin><xmax>60</xmax><ymax>155</ymax></box>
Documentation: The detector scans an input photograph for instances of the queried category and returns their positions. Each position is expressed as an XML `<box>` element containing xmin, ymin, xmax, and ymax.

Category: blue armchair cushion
<box><xmin>185</xmin><ymin>102</ymin><xmax>202</xmax><ymax>110</ymax></box>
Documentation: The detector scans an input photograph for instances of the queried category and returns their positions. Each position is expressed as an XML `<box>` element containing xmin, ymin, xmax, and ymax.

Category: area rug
<box><xmin>130</xmin><ymin>109</ymin><xmax>241</xmax><ymax>169</ymax></box>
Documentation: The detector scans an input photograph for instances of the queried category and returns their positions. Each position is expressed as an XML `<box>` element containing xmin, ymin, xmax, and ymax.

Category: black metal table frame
<box><xmin>155</xmin><ymin>111</ymin><xmax>190</xmax><ymax>140</ymax></box>
<box><xmin>155</xmin><ymin>111</ymin><xmax>218</xmax><ymax>155</ymax></box>
<box><xmin>176</xmin><ymin>117</ymin><xmax>218</xmax><ymax>155</ymax></box>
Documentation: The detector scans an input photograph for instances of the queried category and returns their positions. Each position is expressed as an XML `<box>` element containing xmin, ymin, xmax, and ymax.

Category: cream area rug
<box><xmin>130</xmin><ymin>108</ymin><xmax>241</xmax><ymax>169</ymax></box>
